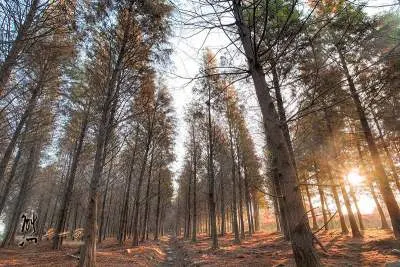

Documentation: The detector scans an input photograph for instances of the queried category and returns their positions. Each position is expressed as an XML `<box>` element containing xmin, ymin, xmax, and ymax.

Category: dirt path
<box><xmin>160</xmin><ymin>235</ymin><xmax>190</xmax><ymax>267</ymax></box>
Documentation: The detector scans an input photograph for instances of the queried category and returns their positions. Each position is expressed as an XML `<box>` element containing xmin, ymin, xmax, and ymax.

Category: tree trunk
<box><xmin>154</xmin><ymin>172</ymin><xmax>162</xmax><ymax>240</ymax></box>
<box><xmin>141</xmin><ymin>147</ymin><xmax>155</xmax><ymax>242</ymax></box>
<box><xmin>370</xmin><ymin>183</ymin><xmax>390</xmax><ymax>229</ymax></box>
<box><xmin>339</xmin><ymin>181</ymin><xmax>362</xmax><ymax>237</ymax></box>
<box><xmin>305</xmin><ymin>185</ymin><xmax>318</xmax><ymax>230</ymax></box>
<box><xmin>0</xmin><ymin>146</ymin><xmax>22</xmax><ymax>216</ymax></box>
<box><xmin>132</xmin><ymin>129</ymin><xmax>153</xmax><ymax>246</ymax></box>
<box><xmin>236</xmin><ymin>141</ymin><xmax>246</xmax><ymax>239</ymax></box>
<box><xmin>243</xmin><ymin>163</ymin><xmax>253</xmax><ymax>235</ymax></box>
<box><xmin>253</xmin><ymin>196</ymin><xmax>260</xmax><ymax>231</ymax></box>
<box><xmin>337</xmin><ymin>47</ymin><xmax>400</xmax><ymax>239</ymax></box>
<box><xmin>192</xmin><ymin>125</ymin><xmax>198</xmax><ymax>241</ymax></box>
<box><xmin>314</xmin><ymin>167</ymin><xmax>329</xmax><ymax>231</ymax></box>
<box><xmin>207</xmin><ymin>86</ymin><xmax>218</xmax><ymax>249</ymax></box>
<box><xmin>98</xmin><ymin>155</ymin><xmax>114</xmax><ymax>243</ymax></box>
<box><xmin>220</xmin><ymin>178</ymin><xmax>226</xmax><ymax>236</ymax></box>
<box><xmin>228</xmin><ymin>117</ymin><xmax>240</xmax><ymax>243</ymax></box>
<box><xmin>185</xmin><ymin>160</ymin><xmax>192</xmax><ymax>240</ymax></box>
<box><xmin>348</xmin><ymin>185</ymin><xmax>365</xmax><ymax>230</ymax></box>
<box><xmin>232</xmin><ymin>2</ymin><xmax>320</xmax><ymax>265</ymax></box>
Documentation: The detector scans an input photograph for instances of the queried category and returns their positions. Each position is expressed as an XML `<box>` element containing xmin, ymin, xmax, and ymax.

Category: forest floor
<box><xmin>0</xmin><ymin>229</ymin><xmax>399</xmax><ymax>266</ymax></box>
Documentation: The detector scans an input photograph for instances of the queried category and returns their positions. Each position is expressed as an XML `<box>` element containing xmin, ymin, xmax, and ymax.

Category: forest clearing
<box><xmin>0</xmin><ymin>0</ymin><xmax>400</xmax><ymax>266</ymax></box>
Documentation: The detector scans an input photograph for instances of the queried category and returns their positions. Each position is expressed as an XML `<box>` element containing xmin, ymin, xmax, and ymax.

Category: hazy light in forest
<box><xmin>358</xmin><ymin>195</ymin><xmax>377</xmax><ymax>215</ymax></box>
<box><xmin>346</xmin><ymin>169</ymin><xmax>364</xmax><ymax>186</ymax></box>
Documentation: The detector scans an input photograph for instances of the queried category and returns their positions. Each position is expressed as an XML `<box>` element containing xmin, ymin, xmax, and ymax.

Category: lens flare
<box><xmin>346</xmin><ymin>169</ymin><xmax>364</xmax><ymax>186</ymax></box>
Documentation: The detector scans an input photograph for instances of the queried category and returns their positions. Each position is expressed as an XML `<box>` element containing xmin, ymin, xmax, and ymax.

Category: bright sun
<box><xmin>339</xmin><ymin>168</ymin><xmax>376</xmax><ymax>215</ymax></box>
<box><xmin>346</xmin><ymin>169</ymin><xmax>364</xmax><ymax>186</ymax></box>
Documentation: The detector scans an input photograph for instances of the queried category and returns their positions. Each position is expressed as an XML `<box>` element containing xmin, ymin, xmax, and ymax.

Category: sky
<box><xmin>164</xmin><ymin>1</ymin><xmax>264</xmax><ymax>188</ymax></box>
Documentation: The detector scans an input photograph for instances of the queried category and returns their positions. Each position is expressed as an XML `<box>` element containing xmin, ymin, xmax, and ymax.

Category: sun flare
<box><xmin>346</xmin><ymin>169</ymin><xmax>364</xmax><ymax>186</ymax></box>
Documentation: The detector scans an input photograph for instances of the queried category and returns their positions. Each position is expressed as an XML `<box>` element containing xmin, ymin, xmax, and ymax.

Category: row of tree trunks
<box><xmin>232</xmin><ymin>1</ymin><xmax>320</xmax><ymax>265</ymax></box>
<box><xmin>337</xmin><ymin>47</ymin><xmax>400</xmax><ymax>239</ymax></box>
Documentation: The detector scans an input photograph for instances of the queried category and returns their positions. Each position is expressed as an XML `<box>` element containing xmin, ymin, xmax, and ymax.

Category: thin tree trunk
<box><xmin>243</xmin><ymin>163</ymin><xmax>253</xmax><ymax>235</ymax></box>
<box><xmin>207</xmin><ymin>85</ymin><xmax>218</xmax><ymax>249</ymax></box>
<box><xmin>154</xmin><ymin>172</ymin><xmax>162</xmax><ymax>240</ymax></box>
<box><xmin>314</xmin><ymin>167</ymin><xmax>329</xmax><ymax>231</ymax></box>
<box><xmin>220</xmin><ymin>178</ymin><xmax>226</xmax><ymax>236</ymax></box>
<box><xmin>141</xmin><ymin>147</ymin><xmax>155</xmax><ymax>242</ymax></box>
<box><xmin>103</xmin><ymin>182</ymin><xmax>114</xmax><ymax>240</ymax></box>
<box><xmin>53</xmin><ymin>112</ymin><xmax>88</xmax><ymax>249</ymax></box>
<box><xmin>228</xmin><ymin>117</ymin><xmax>240</xmax><ymax>243</ymax></box>
<box><xmin>185</xmin><ymin>160</ymin><xmax>191</xmax><ymax>240</ymax></box>
<box><xmin>253</xmin><ymin>196</ymin><xmax>260</xmax><ymax>231</ymax></box>
<box><xmin>348</xmin><ymin>185</ymin><xmax>365</xmax><ymax>230</ymax></box>
<box><xmin>236</xmin><ymin>141</ymin><xmax>246</xmax><ymax>239</ymax></box>
<box><xmin>192</xmin><ymin>124</ymin><xmax>198</xmax><ymax>241</ymax></box>
<box><xmin>0</xmin><ymin>146</ymin><xmax>22</xmax><ymax>215</ymax></box>
<box><xmin>132</xmin><ymin>128</ymin><xmax>153</xmax><ymax>246</ymax></box>
<box><xmin>370</xmin><ymin>183</ymin><xmax>390</xmax><ymax>229</ymax></box>
<box><xmin>305</xmin><ymin>185</ymin><xmax>318</xmax><ymax>230</ymax></box>
<box><xmin>340</xmin><ymin>181</ymin><xmax>362</xmax><ymax>237</ymax></box>
<box><xmin>98</xmin><ymin>155</ymin><xmax>114</xmax><ymax>243</ymax></box>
